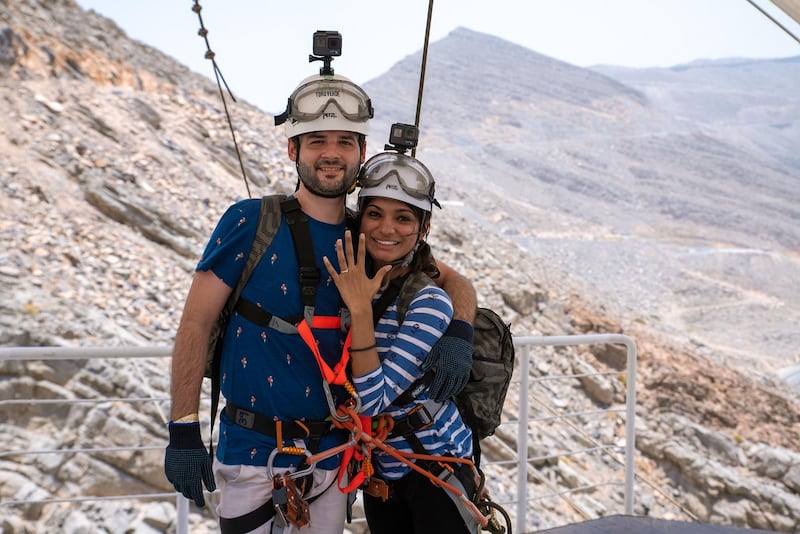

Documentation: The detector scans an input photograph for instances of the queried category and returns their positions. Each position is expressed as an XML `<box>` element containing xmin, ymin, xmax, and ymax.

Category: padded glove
<box><xmin>422</xmin><ymin>319</ymin><xmax>474</xmax><ymax>402</ymax></box>
<box><xmin>164</xmin><ymin>421</ymin><xmax>216</xmax><ymax>507</ymax></box>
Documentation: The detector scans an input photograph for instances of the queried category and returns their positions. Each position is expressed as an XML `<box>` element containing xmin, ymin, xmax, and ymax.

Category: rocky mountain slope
<box><xmin>365</xmin><ymin>28</ymin><xmax>800</xmax><ymax>374</ymax></box>
<box><xmin>1</xmin><ymin>2</ymin><xmax>798</xmax><ymax>532</ymax></box>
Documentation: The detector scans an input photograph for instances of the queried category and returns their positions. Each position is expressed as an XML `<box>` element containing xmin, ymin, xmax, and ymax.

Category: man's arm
<box><xmin>170</xmin><ymin>269</ymin><xmax>231</xmax><ymax>420</ymax></box>
<box><xmin>423</xmin><ymin>259</ymin><xmax>477</xmax><ymax>401</ymax></box>
<box><xmin>435</xmin><ymin>260</ymin><xmax>477</xmax><ymax>323</ymax></box>
<box><xmin>165</xmin><ymin>269</ymin><xmax>230</xmax><ymax>507</ymax></box>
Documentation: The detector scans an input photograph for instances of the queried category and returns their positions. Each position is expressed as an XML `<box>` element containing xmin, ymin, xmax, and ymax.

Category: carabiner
<box><xmin>322</xmin><ymin>379</ymin><xmax>362</xmax><ymax>422</ymax></box>
<box><xmin>267</xmin><ymin>447</ymin><xmax>317</xmax><ymax>480</ymax></box>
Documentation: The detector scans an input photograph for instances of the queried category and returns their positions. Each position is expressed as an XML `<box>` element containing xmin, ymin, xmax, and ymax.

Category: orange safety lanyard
<box><xmin>296</xmin><ymin>318</ymin><xmax>351</xmax><ymax>386</ymax></box>
<box><xmin>337</xmin><ymin>413</ymin><xmax>373</xmax><ymax>493</ymax></box>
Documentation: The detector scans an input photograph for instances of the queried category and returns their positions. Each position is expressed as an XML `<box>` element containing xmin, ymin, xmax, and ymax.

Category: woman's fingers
<box><xmin>329</xmin><ymin>231</ymin><xmax>380</xmax><ymax>289</ymax></box>
<box><xmin>344</xmin><ymin>229</ymin><xmax>357</xmax><ymax>268</ymax></box>
<box><xmin>335</xmin><ymin>238</ymin><xmax>348</xmax><ymax>271</ymax></box>
<box><xmin>322</xmin><ymin>255</ymin><xmax>338</xmax><ymax>278</ymax></box>
<box><xmin>357</xmin><ymin>232</ymin><xmax>367</xmax><ymax>265</ymax></box>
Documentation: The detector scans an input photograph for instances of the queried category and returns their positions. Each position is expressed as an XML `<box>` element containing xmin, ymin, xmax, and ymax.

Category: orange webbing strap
<box><xmin>337</xmin><ymin>413</ymin><xmax>374</xmax><ymax>493</ymax></box>
<box><xmin>296</xmin><ymin>319</ymin><xmax>350</xmax><ymax>386</ymax></box>
<box><xmin>309</xmin><ymin>316</ymin><xmax>341</xmax><ymax>329</ymax></box>
<box><xmin>272</xmin><ymin>422</ymin><xmax>308</xmax><ymax>456</ymax></box>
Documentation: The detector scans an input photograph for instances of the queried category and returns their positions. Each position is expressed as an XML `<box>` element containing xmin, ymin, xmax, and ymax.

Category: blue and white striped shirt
<box><xmin>353</xmin><ymin>283</ymin><xmax>473</xmax><ymax>480</ymax></box>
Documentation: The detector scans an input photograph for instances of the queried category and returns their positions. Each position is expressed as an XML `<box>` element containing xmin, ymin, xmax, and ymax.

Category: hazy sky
<box><xmin>75</xmin><ymin>0</ymin><xmax>799</xmax><ymax>113</ymax></box>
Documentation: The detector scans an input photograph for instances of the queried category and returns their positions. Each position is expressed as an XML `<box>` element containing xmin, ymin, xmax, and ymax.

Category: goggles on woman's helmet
<box><xmin>275</xmin><ymin>74</ymin><xmax>373</xmax><ymax>137</ymax></box>
<box><xmin>357</xmin><ymin>152</ymin><xmax>440</xmax><ymax>213</ymax></box>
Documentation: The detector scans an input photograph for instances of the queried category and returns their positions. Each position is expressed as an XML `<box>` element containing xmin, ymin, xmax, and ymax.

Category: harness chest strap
<box><xmin>234</xmin><ymin>296</ymin><xmax>342</xmax><ymax>334</ymax></box>
<box><xmin>296</xmin><ymin>319</ymin><xmax>353</xmax><ymax>387</ymax></box>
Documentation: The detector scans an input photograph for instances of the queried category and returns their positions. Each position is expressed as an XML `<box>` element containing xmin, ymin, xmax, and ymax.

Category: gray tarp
<box><xmin>538</xmin><ymin>515</ymin><xmax>778</xmax><ymax>533</ymax></box>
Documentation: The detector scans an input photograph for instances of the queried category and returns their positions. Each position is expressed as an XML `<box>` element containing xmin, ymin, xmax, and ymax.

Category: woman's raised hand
<box><xmin>324</xmin><ymin>230</ymin><xmax>391</xmax><ymax>314</ymax></box>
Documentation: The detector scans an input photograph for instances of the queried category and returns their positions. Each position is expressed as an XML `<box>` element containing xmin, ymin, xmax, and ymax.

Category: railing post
<box><xmin>176</xmin><ymin>494</ymin><xmax>189</xmax><ymax>534</ymax></box>
<box><xmin>516</xmin><ymin>344</ymin><xmax>531</xmax><ymax>534</ymax></box>
<box><xmin>623</xmin><ymin>336</ymin><xmax>637</xmax><ymax>515</ymax></box>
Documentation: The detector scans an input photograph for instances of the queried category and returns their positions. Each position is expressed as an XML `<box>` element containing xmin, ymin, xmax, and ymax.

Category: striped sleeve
<box><xmin>353</xmin><ymin>284</ymin><xmax>452</xmax><ymax>416</ymax></box>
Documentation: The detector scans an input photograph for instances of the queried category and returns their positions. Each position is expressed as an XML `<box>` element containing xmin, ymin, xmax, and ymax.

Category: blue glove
<box><xmin>164</xmin><ymin>421</ymin><xmax>216</xmax><ymax>507</ymax></box>
<box><xmin>422</xmin><ymin>319</ymin><xmax>474</xmax><ymax>402</ymax></box>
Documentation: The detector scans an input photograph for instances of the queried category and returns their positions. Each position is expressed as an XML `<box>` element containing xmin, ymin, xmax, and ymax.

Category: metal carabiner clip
<box><xmin>267</xmin><ymin>447</ymin><xmax>317</xmax><ymax>480</ymax></box>
<box><xmin>322</xmin><ymin>379</ymin><xmax>361</xmax><ymax>422</ymax></box>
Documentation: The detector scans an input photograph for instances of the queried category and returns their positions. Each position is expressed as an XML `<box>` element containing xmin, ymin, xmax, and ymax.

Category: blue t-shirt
<box><xmin>197</xmin><ymin>198</ymin><xmax>349</xmax><ymax>469</ymax></box>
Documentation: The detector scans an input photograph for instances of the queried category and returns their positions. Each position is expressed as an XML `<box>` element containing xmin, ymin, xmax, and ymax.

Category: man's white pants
<box><xmin>214</xmin><ymin>460</ymin><xmax>347</xmax><ymax>534</ymax></box>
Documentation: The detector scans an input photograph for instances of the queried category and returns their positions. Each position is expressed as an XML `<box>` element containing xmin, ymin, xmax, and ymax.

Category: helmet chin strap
<box><xmin>397</xmin><ymin>242</ymin><xmax>419</xmax><ymax>268</ymax></box>
<box><xmin>377</xmin><ymin>230</ymin><xmax>427</xmax><ymax>289</ymax></box>
<box><xmin>384</xmin><ymin>238</ymin><xmax>421</xmax><ymax>269</ymax></box>
<box><xmin>391</xmin><ymin>220</ymin><xmax>429</xmax><ymax>268</ymax></box>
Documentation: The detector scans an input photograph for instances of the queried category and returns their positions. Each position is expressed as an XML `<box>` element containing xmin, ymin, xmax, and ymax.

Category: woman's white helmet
<box><xmin>275</xmin><ymin>73</ymin><xmax>373</xmax><ymax>137</ymax></box>
<box><xmin>357</xmin><ymin>152</ymin><xmax>439</xmax><ymax>213</ymax></box>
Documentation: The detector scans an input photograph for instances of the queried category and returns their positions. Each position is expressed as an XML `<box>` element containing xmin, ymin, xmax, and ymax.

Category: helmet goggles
<box><xmin>282</xmin><ymin>77</ymin><xmax>374</xmax><ymax>124</ymax></box>
<box><xmin>358</xmin><ymin>152</ymin><xmax>440</xmax><ymax>211</ymax></box>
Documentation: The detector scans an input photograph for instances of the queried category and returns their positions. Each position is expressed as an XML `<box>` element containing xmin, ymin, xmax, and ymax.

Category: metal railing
<box><xmin>0</xmin><ymin>334</ymin><xmax>637</xmax><ymax>534</ymax></box>
<box><xmin>510</xmin><ymin>335</ymin><xmax>637</xmax><ymax>534</ymax></box>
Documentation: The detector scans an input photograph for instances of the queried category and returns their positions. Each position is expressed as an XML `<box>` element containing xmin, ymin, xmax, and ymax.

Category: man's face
<box><xmin>290</xmin><ymin>131</ymin><xmax>364</xmax><ymax>199</ymax></box>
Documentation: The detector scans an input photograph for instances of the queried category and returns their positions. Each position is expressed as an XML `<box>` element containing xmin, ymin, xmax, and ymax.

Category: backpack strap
<box><xmin>233</xmin><ymin>299</ymin><xmax>341</xmax><ymax>334</ymax></box>
<box><xmin>232</xmin><ymin>197</ymin><xmax>347</xmax><ymax>333</ymax></box>
<box><xmin>370</xmin><ymin>276</ymin><xmax>406</xmax><ymax>325</ymax></box>
<box><xmin>281</xmin><ymin>197</ymin><xmax>320</xmax><ymax>326</ymax></box>
<box><xmin>210</xmin><ymin>194</ymin><xmax>285</xmax><ymax>456</ymax></box>
<box><xmin>371</xmin><ymin>271</ymin><xmax>432</xmax><ymax>326</ymax></box>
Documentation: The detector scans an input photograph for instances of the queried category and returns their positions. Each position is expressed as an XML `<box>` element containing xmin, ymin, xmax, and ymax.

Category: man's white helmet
<box><xmin>275</xmin><ymin>73</ymin><xmax>373</xmax><ymax>137</ymax></box>
<box><xmin>357</xmin><ymin>152</ymin><xmax>439</xmax><ymax>213</ymax></box>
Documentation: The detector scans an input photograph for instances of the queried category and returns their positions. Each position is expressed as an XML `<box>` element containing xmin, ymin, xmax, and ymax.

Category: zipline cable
<box><xmin>191</xmin><ymin>1</ymin><xmax>252</xmax><ymax>198</ymax></box>
<box><xmin>412</xmin><ymin>0</ymin><xmax>435</xmax><ymax>159</ymax></box>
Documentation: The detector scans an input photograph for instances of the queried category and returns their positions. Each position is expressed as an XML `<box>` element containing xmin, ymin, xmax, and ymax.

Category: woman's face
<box><xmin>359</xmin><ymin>198</ymin><xmax>421</xmax><ymax>267</ymax></box>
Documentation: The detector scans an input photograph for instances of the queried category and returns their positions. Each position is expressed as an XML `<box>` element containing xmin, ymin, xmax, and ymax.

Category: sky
<box><xmin>75</xmin><ymin>0</ymin><xmax>800</xmax><ymax>113</ymax></box>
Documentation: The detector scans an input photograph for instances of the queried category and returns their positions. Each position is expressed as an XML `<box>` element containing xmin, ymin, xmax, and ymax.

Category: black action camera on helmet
<box><xmin>387</xmin><ymin>123</ymin><xmax>419</xmax><ymax>153</ymax></box>
<box><xmin>310</xmin><ymin>30</ymin><xmax>342</xmax><ymax>75</ymax></box>
<box><xmin>313</xmin><ymin>31</ymin><xmax>342</xmax><ymax>57</ymax></box>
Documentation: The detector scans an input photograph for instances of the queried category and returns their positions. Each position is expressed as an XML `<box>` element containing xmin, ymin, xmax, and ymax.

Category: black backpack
<box><xmin>378</xmin><ymin>272</ymin><xmax>516</xmax><ymax>441</ymax></box>
<box><xmin>455</xmin><ymin>307</ymin><xmax>515</xmax><ymax>440</ymax></box>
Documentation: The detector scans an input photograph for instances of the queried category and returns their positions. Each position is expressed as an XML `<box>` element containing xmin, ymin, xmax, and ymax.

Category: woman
<box><xmin>323</xmin><ymin>148</ymin><xmax>478</xmax><ymax>533</ymax></box>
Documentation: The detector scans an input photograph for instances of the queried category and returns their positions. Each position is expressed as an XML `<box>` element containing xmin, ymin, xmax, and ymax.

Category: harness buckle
<box><xmin>364</xmin><ymin>477</ymin><xmax>392</xmax><ymax>501</ymax></box>
<box><xmin>435</xmin><ymin>461</ymin><xmax>455</xmax><ymax>483</ymax></box>
<box><xmin>299</xmin><ymin>266</ymin><xmax>321</xmax><ymax>293</ymax></box>
<box><xmin>233</xmin><ymin>407</ymin><xmax>255</xmax><ymax>429</ymax></box>
<box><xmin>407</xmin><ymin>403</ymin><xmax>435</xmax><ymax>431</ymax></box>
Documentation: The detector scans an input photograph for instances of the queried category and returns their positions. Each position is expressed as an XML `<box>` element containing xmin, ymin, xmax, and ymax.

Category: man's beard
<box><xmin>296</xmin><ymin>160</ymin><xmax>359</xmax><ymax>199</ymax></box>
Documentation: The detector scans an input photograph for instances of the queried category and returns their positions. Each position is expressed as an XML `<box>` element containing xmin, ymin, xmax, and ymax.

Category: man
<box><xmin>164</xmin><ymin>69</ymin><xmax>476</xmax><ymax>534</ymax></box>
